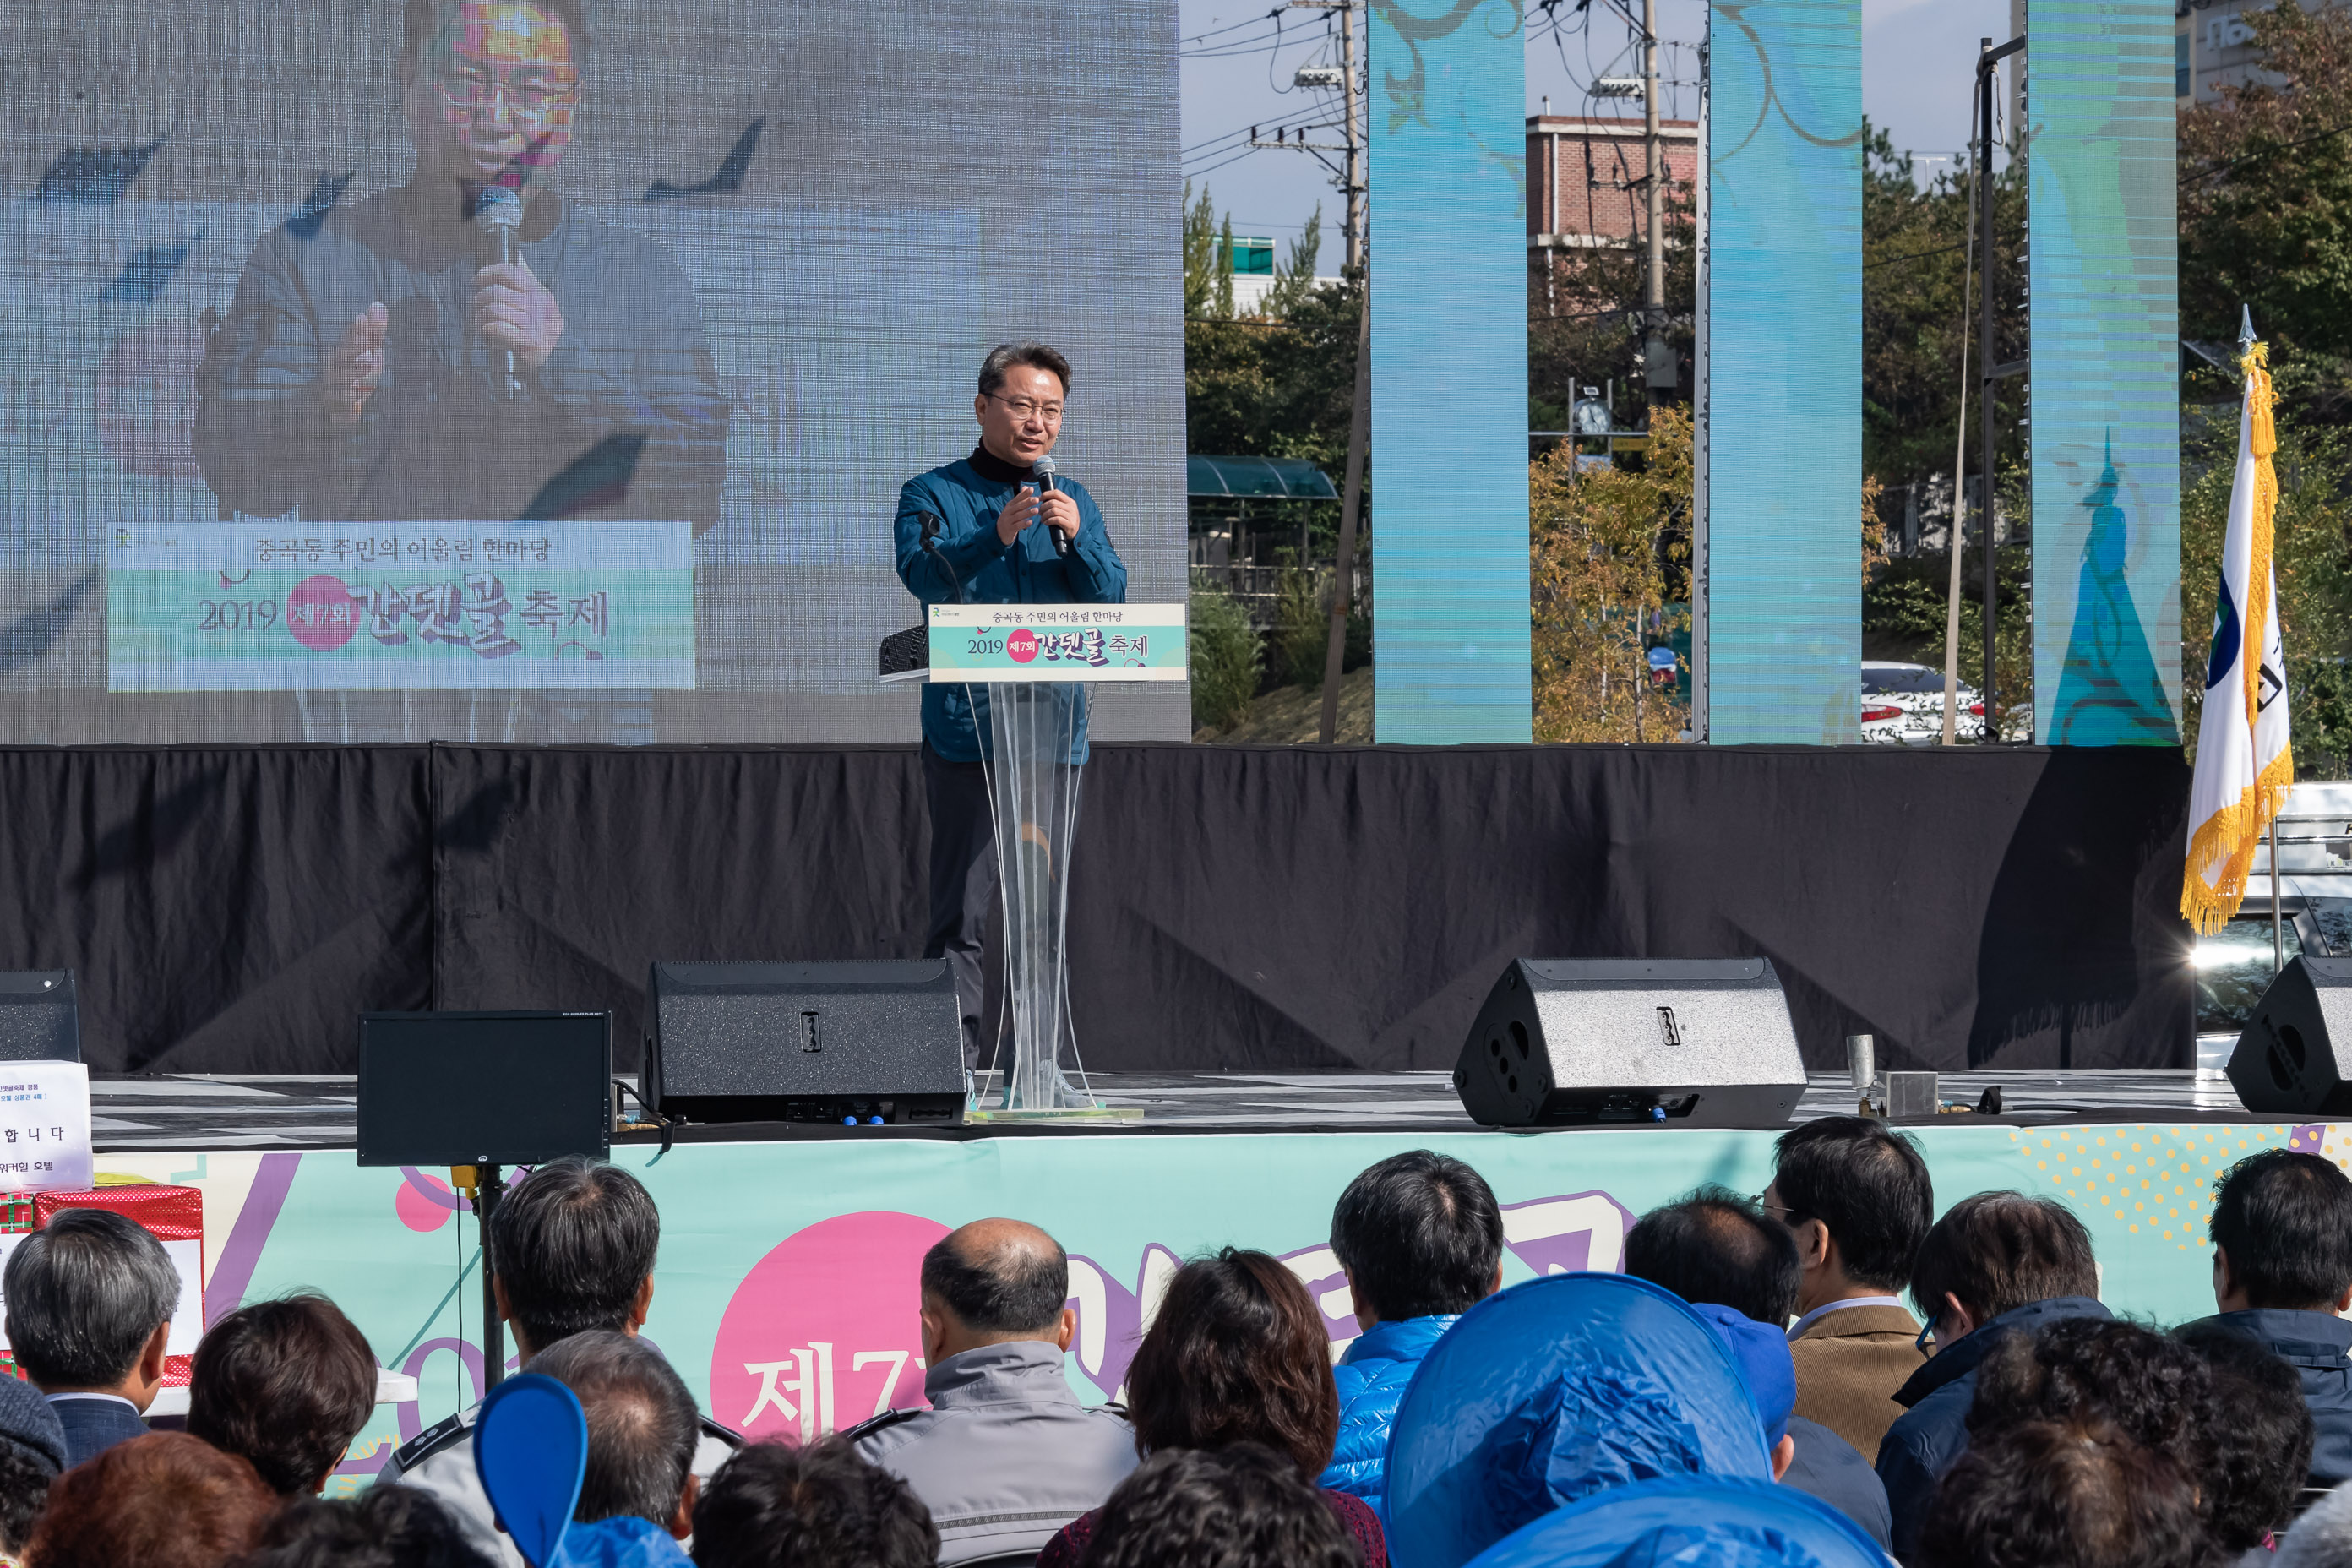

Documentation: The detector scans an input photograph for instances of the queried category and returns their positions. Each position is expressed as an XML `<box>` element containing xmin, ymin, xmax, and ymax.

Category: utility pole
<box><xmin>1260</xmin><ymin>1</ymin><xmax>1365</xmax><ymax>268</ymax></box>
<box><xmin>1642</xmin><ymin>0</ymin><xmax>1667</xmax><ymax>389</ymax></box>
<box><xmin>1977</xmin><ymin>34</ymin><xmax>2026</xmax><ymax>743</ymax></box>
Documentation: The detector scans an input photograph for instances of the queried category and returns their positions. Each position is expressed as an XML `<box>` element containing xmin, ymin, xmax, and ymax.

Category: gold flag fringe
<box><xmin>2182</xmin><ymin>340</ymin><xmax>2294</xmax><ymax>935</ymax></box>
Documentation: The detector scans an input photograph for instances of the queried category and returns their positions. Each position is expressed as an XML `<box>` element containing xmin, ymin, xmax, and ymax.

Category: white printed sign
<box><xmin>0</xmin><ymin>1064</ymin><xmax>92</xmax><ymax>1193</ymax></box>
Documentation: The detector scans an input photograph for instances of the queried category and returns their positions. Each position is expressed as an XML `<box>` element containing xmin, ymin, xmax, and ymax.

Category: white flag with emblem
<box><xmin>2182</xmin><ymin>334</ymin><xmax>2292</xmax><ymax>934</ymax></box>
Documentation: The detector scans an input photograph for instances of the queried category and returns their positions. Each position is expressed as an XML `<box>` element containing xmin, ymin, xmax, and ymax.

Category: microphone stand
<box><xmin>920</xmin><ymin>512</ymin><xmax>965</xmax><ymax>606</ymax></box>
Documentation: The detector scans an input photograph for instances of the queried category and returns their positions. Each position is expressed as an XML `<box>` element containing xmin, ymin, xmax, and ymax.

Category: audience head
<box><xmin>2175</xmin><ymin>1320</ymin><xmax>2315</xmax><ymax>1554</ymax></box>
<box><xmin>0</xmin><ymin>1374</ymin><xmax>66</xmax><ymax>1555</ymax></box>
<box><xmin>2209</xmin><ymin>1148</ymin><xmax>2352</xmax><ymax>1313</ymax></box>
<box><xmin>2</xmin><ymin>1206</ymin><xmax>181</xmax><ymax>1400</ymax></box>
<box><xmin>1081</xmin><ymin>1443</ymin><xmax>1360</xmax><ymax>1568</ymax></box>
<box><xmin>1328</xmin><ymin>1150</ymin><xmax>1504</xmax><ymax>1327</ymax></box>
<box><xmin>1966</xmin><ymin>1316</ymin><xmax>2219</xmax><ymax>1536</ymax></box>
<box><xmin>689</xmin><ymin>1437</ymin><xmax>938</xmax><ymax>1568</ymax></box>
<box><xmin>1124</xmin><ymin>1248</ymin><xmax>1339</xmax><ymax>1478</ymax></box>
<box><xmin>1917</xmin><ymin>1417</ymin><xmax>2210</xmax><ymax>1568</ymax></box>
<box><xmin>1622</xmin><ymin>1187</ymin><xmax>1800</xmax><ymax>1326</ymax></box>
<box><xmin>1908</xmin><ymin>1191</ymin><xmax>2097</xmax><ymax>1343</ymax></box>
<box><xmin>490</xmin><ymin>1157</ymin><xmax>661</xmax><ymax>1358</ymax></box>
<box><xmin>236</xmin><ymin>1485</ymin><xmax>494</xmax><ymax>1568</ymax></box>
<box><xmin>1767</xmin><ymin>1115</ymin><xmax>1933</xmax><ymax>1304</ymax></box>
<box><xmin>528</xmin><ymin>1331</ymin><xmax>700</xmax><ymax>1538</ymax></box>
<box><xmin>188</xmin><ymin>1293</ymin><xmax>378</xmax><ymax>1496</ymax></box>
<box><xmin>917</xmin><ymin>1218</ymin><xmax>1075</xmax><ymax>1364</ymax></box>
<box><xmin>27</xmin><ymin>1431</ymin><xmax>275</xmax><ymax>1568</ymax></box>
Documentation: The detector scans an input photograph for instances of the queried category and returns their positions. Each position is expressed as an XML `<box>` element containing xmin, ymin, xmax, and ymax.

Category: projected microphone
<box><xmin>475</xmin><ymin>187</ymin><xmax>525</xmax><ymax>401</ymax></box>
<box><xmin>1034</xmin><ymin>452</ymin><xmax>1069</xmax><ymax>557</ymax></box>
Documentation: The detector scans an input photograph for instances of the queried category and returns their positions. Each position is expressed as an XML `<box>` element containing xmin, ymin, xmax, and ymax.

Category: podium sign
<box><xmin>926</xmin><ymin>603</ymin><xmax>1186</xmax><ymax>681</ymax></box>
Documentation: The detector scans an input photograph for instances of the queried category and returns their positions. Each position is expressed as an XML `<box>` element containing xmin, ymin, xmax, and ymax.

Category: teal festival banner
<box><xmin>1367</xmin><ymin>0</ymin><xmax>1533</xmax><ymax>743</ymax></box>
<box><xmin>106</xmin><ymin>521</ymin><xmax>694</xmax><ymax>691</ymax></box>
<box><xmin>2027</xmin><ymin>0</ymin><xmax>2181</xmax><ymax>745</ymax></box>
<box><xmin>103</xmin><ymin>1117</ymin><xmax>2332</xmax><ymax>1491</ymax></box>
<box><xmin>925</xmin><ymin>604</ymin><xmax>1187</xmax><ymax>681</ymax></box>
<box><xmin>1700</xmin><ymin>0</ymin><xmax>1863</xmax><ymax>744</ymax></box>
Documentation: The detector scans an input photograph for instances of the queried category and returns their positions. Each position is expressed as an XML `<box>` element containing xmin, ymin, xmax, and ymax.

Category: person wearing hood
<box><xmin>1875</xmin><ymin>1190</ymin><xmax>2108</xmax><ymax>1564</ymax></box>
<box><xmin>1382</xmin><ymin>1272</ymin><xmax>1778</xmax><ymax>1568</ymax></box>
<box><xmin>1320</xmin><ymin>1151</ymin><xmax>1505</xmax><ymax>1516</ymax></box>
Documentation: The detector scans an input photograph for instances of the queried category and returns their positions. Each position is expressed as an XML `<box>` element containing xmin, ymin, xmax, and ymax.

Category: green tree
<box><xmin>2180</xmin><ymin>3</ymin><xmax>2352</xmax><ymax>421</ymax></box>
<box><xmin>1264</xmin><ymin>204</ymin><xmax>1323</xmax><ymax>319</ymax></box>
<box><xmin>1182</xmin><ymin>182</ymin><xmax>1233</xmax><ymax>321</ymax></box>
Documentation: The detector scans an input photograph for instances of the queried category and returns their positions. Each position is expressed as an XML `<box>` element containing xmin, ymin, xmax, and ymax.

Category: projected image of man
<box><xmin>193</xmin><ymin>0</ymin><xmax>728</xmax><ymax>527</ymax></box>
<box><xmin>896</xmin><ymin>343</ymin><xmax>1127</xmax><ymax>1066</ymax></box>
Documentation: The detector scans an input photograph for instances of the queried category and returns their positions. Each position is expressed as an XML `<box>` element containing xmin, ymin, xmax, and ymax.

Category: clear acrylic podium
<box><xmin>892</xmin><ymin>603</ymin><xmax>1187</xmax><ymax>1117</ymax></box>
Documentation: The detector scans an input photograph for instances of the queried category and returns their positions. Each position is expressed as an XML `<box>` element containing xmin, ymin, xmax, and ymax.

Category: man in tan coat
<box><xmin>1762</xmin><ymin>1115</ymin><xmax>1935</xmax><ymax>1462</ymax></box>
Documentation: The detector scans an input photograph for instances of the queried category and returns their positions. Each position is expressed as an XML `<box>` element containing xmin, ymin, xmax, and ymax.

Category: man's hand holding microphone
<box><xmin>994</xmin><ymin>483</ymin><xmax>1080</xmax><ymax>551</ymax></box>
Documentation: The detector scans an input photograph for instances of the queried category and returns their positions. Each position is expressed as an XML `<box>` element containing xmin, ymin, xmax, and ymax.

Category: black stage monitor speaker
<box><xmin>0</xmin><ymin>972</ymin><xmax>78</xmax><ymax>1063</ymax></box>
<box><xmin>2228</xmin><ymin>954</ymin><xmax>2352</xmax><ymax>1115</ymax></box>
<box><xmin>1455</xmin><ymin>958</ymin><xmax>1806</xmax><ymax>1130</ymax></box>
<box><xmin>357</xmin><ymin>1011</ymin><xmax>612</xmax><ymax>1167</ymax></box>
<box><xmin>646</xmin><ymin>960</ymin><xmax>965</xmax><ymax>1127</ymax></box>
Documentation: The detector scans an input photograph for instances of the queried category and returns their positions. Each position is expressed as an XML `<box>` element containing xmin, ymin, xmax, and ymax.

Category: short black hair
<box><xmin>0</xmin><ymin>1441</ymin><xmax>53</xmax><ymax>1556</ymax></box>
<box><xmin>1918</xmin><ymin>1418</ymin><xmax>2212</xmax><ymax>1568</ymax></box>
<box><xmin>3</xmin><ymin>1207</ymin><xmax>182</xmax><ymax>1388</ymax></box>
<box><xmin>240</xmin><ymin>1485</ymin><xmax>493</xmax><ymax>1568</ymax></box>
<box><xmin>188</xmin><ymin>1294</ymin><xmax>378</xmax><ymax>1497</ymax></box>
<box><xmin>690</xmin><ymin>1437</ymin><xmax>939</xmax><ymax>1568</ymax></box>
<box><xmin>1965</xmin><ymin>1316</ymin><xmax>2219</xmax><ymax>1544</ymax></box>
<box><xmin>1770</xmin><ymin>1115</ymin><xmax>1933</xmax><ymax>1291</ymax></box>
<box><xmin>977</xmin><ymin>341</ymin><xmax>1071</xmax><ymax>398</ymax></box>
<box><xmin>1329</xmin><ymin>1151</ymin><xmax>1505</xmax><ymax>1322</ymax></box>
<box><xmin>402</xmin><ymin>0</ymin><xmax>594</xmax><ymax>69</ymax></box>
<box><xmin>1909</xmin><ymin>1192</ymin><xmax>2097</xmax><ymax>1329</ymax></box>
<box><xmin>527</xmin><ymin>1331</ymin><xmax>700</xmax><ymax>1527</ymax></box>
<box><xmin>2209</xmin><ymin>1149</ymin><xmax>2352</xmax><ymax>1310</ymax></box>
<box><xmin>1621</xmin><ymin>1188</ymin><xmax>1800</xmax><ymax>1326</ymax></box>
<box><xmin>1082</xmin><ymin>1443</ymin><xmax>1361</xmax><ymax>1568</ymax></box>
<box><xmin>490</xmin><ymin>1157</ymin><xmax>660</xmax><ymax>1353</ymax></box>
<box><xmin>2175</xmin><ymin>1320</ymin><xmax>2316</xmax><ymax>1553</ymax></box>
<box><xmin>919</xmin><ymin>1224</ymin><xmax>1068</xmax><ymax>1336</ymax></box>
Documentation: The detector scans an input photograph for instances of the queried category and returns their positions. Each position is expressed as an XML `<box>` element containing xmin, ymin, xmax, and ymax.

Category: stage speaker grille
<box><xmin>1452</xmin><ymin>958</ymin><xmax>1805</xmax><ymax>1130</ymax></box>
<box><xmin>2228</xmin><ymin>954</ymin><xmax>2352</xmax><ymax>1116</ymax></box>
<box><xmin>0</xmin><ymin>972</ymin><xmax>78</xmax><ymax>1064</ymax></box>
<box><xmin>647</xmin><ymin>960</ymin><xmax>964</xmax><ymax>1127</ymax></box>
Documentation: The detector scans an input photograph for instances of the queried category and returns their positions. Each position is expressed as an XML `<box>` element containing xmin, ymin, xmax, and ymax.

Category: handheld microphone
<box><xmin>474</xmin><ymin>187</ymin><xmax>525</xmax><ymax>401</ymax></box>
<box><xmin>1035</xmin><ymin>452</ymin><xmax>1069</xmax><ymax>557</ymax></box>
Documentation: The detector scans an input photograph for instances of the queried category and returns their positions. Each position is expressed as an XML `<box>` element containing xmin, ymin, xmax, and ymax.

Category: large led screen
<box><xmin>0</xmin><ymin>0</ymin><xmax>1186</xmax><ymax>744</ymax></box>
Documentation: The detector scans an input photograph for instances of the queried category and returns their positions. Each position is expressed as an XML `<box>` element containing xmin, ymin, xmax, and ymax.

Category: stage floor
<box><xmin>84</xmin><ymin>1068</ymin><xmax>2259</xmax><ymax>1152</ymax></box>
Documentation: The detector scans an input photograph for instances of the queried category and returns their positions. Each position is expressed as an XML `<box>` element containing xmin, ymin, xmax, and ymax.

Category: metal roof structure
<box><xmin>1186</xmin><ymin>455</ymin><xmax>1339</xmax><ymax>500</ymax></box>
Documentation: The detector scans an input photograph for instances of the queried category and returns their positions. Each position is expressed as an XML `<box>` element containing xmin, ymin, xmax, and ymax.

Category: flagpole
<box><xmin>2240</xmin><ymin>306</ymin><xmax>2288</xmax><ymax>978</ymax></box>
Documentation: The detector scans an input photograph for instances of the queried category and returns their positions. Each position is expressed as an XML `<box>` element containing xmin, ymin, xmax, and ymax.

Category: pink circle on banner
<box><xmin>285</xmin><ymin>575</ymin><xmax>358</xmax><ymax>651</ymax></box>
<box><xmin>709</xmin><ymin>1211</ymin><xmax>949</xmax><ymax>1443</ymax></box>
<box><xmin>395</xmin><ymin>1170</ymin><xmax>457</xmax><ymax>1233</ymax></box>
<box><xmin>1007</xmin><ymin>629</ymin><xmax>1038</xmax><ymax>664</ymax></box>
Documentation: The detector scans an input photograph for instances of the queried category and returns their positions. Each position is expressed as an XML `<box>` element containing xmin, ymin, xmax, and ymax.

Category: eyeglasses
<box><xmin>1915</xmin><ymin>1318</ymin><xmax>1938</xmax><ymax>1353</ymax></box>
<box><xmin>1751</xmin><ymin>1194</ymin><xmax>1810</xmax><ymax>1226</ymax></box>
<box><xmin>987</xmin><ymin>394</ymin><xmax>1065</xmax><ymax>426</ymax></box>
<box><xmin>429</xmin><ymin>64</ymin><xmax>584</xmax><ymax>117</ymax></box>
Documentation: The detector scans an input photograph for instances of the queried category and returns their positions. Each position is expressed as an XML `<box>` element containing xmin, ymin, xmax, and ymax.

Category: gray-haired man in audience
<box><xmin>384</xmin><ymin>1157</ymin><xmax>738</xmax><ymax>1567</ymax></box>
<box><xmin>849</xmin><ymin>1218</ymin><xmax>1135</xmax><ymax>1564</ymax></box>
<box><xmin>531</xmin><ymin>1331</ymin><xmax>701</xmax><ymax>1542</ymax></box>
<box><xmin>3</xmin><ymin>1207</ymin><xmax>182</xmax><ymax>1467</ymax></box>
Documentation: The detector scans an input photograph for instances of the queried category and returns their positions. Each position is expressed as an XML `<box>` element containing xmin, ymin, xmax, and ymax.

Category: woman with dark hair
<box><xmin>188</xmin><ymin>1294</ymin><xmax>380</xmax><ymax>1497</ymax></box>
<box><xmin>1035</xmin><ymin>1249</ymin><xmax>1383</xmax><ymax>1567</ymax></box>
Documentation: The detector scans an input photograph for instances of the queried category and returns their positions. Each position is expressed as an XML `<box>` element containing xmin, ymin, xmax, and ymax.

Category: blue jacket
<box><xmin>1320</xmin><ymin>1314</ymin><xmax>1457</xmax><ymax>1516</ymax></box>
<box><xmin>47</xmin><ymin>1393</ymin><xmax>149</xmax><ymax>1468</ymax></box>
<box><xmin>1782</xmin><ymin>1414</ymin><xmax>1892</xmax><ymax>1551</ymax></box>
<box><xmin>1876</xmin><ymin>1295</ymin><xmax>2110</xmax><ymax>1563</ymax></box>
<box><xmin>894</xmin><ymin>448</ymin><xmax>1128</xmax><ymax>763</ymax></box>
<box><xmin>2202</xmin><ymin>1308</ymin><xmax>2352</xmax><ymax>1485</ymax></box>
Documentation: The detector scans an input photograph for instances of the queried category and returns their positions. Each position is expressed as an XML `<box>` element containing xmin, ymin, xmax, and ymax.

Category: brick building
<box><xmin>1526</xmin><ymin>113</ymin><xmax>1698</xmax><ymax>254</ymax></box>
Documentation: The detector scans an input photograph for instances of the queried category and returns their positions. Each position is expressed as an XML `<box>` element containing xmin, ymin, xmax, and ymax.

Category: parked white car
<box><xmin>2193</xmin><ymin>781</ymin><xmax>2352</xmax><ymax>1072</ymax></box>
<box><xmin>1860</xmin><ymin>662</ymin><xmax>1985</xmax><ymax>744</ymax></box>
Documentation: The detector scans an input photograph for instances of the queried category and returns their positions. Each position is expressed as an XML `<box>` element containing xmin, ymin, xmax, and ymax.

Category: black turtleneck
<box><xmin>968</xmin><ymin>444</ymin><xmax>1036</xmax><ymax>486</ymax></box>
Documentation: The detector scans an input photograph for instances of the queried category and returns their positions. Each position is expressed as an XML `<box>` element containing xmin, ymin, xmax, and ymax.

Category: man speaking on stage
<box><xmin>896</xmin><ymin>342</ymin><xmax>1128</xmax><ymax>1069</ymax></box>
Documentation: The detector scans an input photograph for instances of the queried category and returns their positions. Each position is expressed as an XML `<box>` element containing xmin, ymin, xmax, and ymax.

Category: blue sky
<box><xmin>1179</xmin><ymin>0</ymin><xmax>2010</xmax><ymax>261</ymax></box>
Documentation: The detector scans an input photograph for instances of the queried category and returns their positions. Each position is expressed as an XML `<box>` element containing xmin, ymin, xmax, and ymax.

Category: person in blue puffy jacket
<box><xmin>1318</xmin><ymin>1151</ymin><xmax>1505</xmax><ymax>1515</ymax></box>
